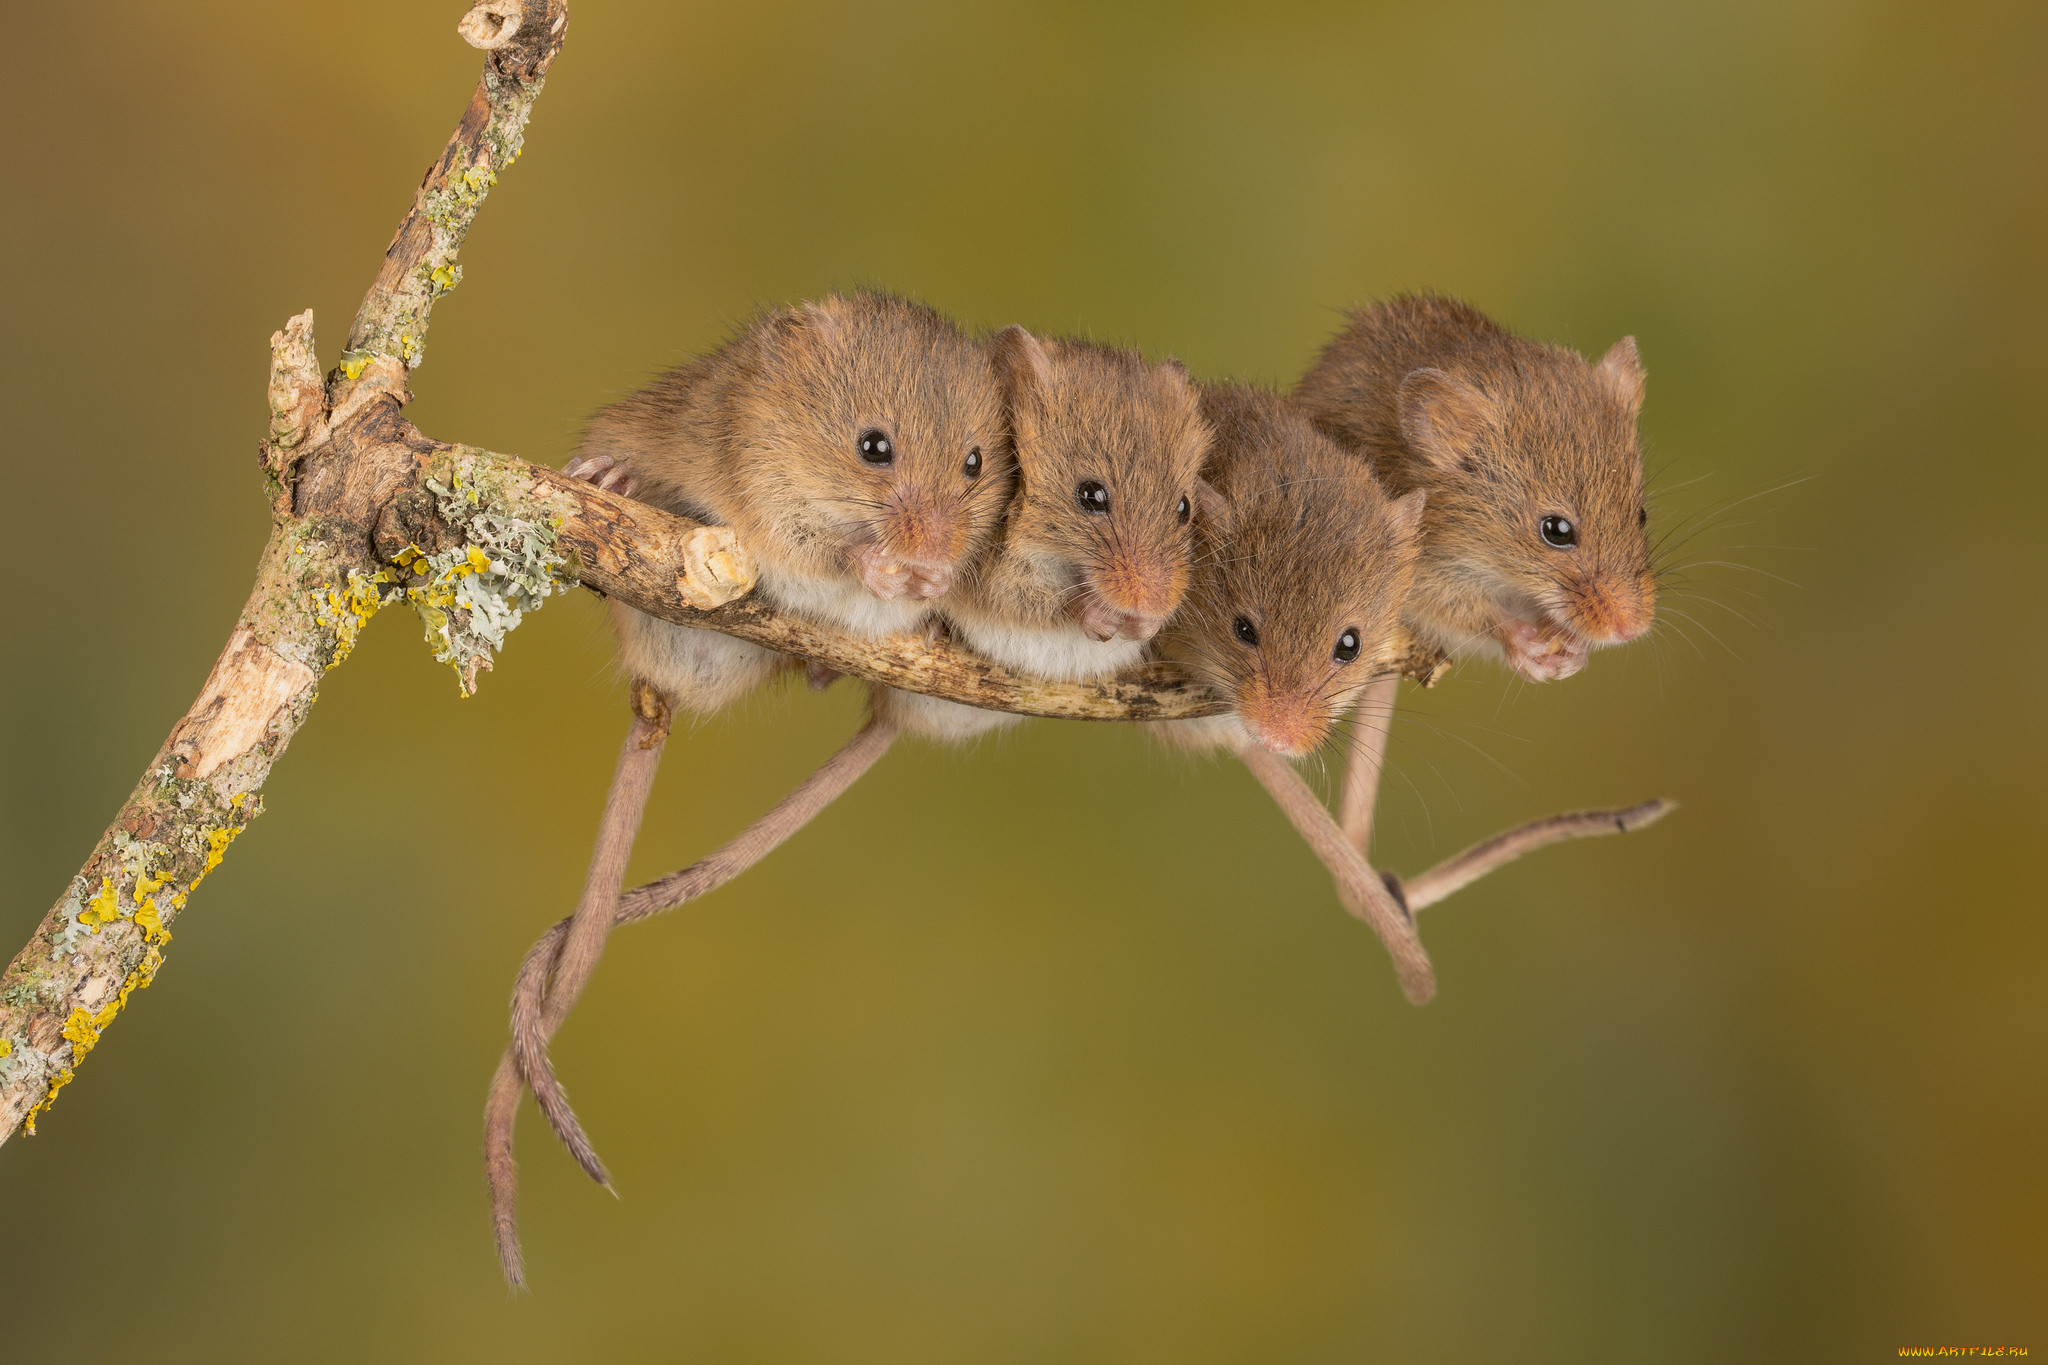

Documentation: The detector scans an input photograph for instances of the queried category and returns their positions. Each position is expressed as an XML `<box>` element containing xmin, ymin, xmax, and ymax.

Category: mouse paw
<box><xmin>852</xmin><ymin>545</ymin><xmax>955</xmax><ymax>601</ymax></box>
<box><xmin>1497</xmin><ymin>617</ymin><xmax>1590</xmax><ymax>682</ymax></box>
<box><xmin>676</xmin><ymin>525</ymin><xmax>757</xmax><ymax>610</ymax></box>
<box><xmin>564</xmin><ymin>454</ymin><xmax>640</xmax><ymax>498</ymax></box>
<box><xmin>804</xmin><ymin>660</ymin><xmax>843</xmax><ymax>691</ymax></box>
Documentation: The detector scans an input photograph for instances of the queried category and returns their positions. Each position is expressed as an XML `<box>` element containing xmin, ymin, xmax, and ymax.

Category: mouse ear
<box><xmin>786</xmin><ymin>296</ymin><xmax>843</xmax><ymax>349</ymax></box>
<box><xmin>1398</xmin><ymin>368</ymin><xmax>1495</xmax><ymax>472</ymax></box>
<box><xmin>1387</xmin><ymin>487</ymin><xmax>1428</xmax><ymax>542</ymax></box>
<box><xmin>1595</xmin><ymin>336</ymin><xmax>1646</xmax><ymax>413</ymax></box>
<box><xmin>990</xmin><ymin>325</ymin><xmax>1055</xmax><ymax>400</ymax></box>
<box><xmin>1193</xmin><ymin>477</ymin><xmax>1232</xmax><ymax>530</ymax></box>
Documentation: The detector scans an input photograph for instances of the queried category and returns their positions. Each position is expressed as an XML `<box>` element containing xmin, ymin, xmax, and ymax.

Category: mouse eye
<box><xmin>1333</xmin><ymin>628</ymin><xmax>1361</xmax><ymax>664</ymax></box>
<box><xmin>858</xmin><ymin>429</ymin><xmax>895</xmax><ymax>467</ymax></box>
<box><xmin>1233</xmin><ymin>616</ymin><xmax>1259</xmax><ymax>648</ymax></box>
<box><xmin>1076</xmin><ymin>480</ymin><xmax>1111</xmax><ymax>514</ymax></box>
<box><xmin>964</xmin><ymin>446</ymin><xmax>982</xmax><ymax>478</ymax></box>
<box><xmin>1176</xmin><ymin>494</ymin><xmax>1191</xmax><ymax>524</ymax></box>
<box><xmin>1539</xmin><ymin>514</ymin><xmax>1578</xmax><ymax>548</ymax></box>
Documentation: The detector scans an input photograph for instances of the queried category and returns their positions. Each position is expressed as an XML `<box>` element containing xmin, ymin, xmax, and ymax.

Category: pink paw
<box><xmin>1078</xmin><ymin>594</ymin><xmax>1167</xmax><ymax>643</ymax></box>
<box><xmin>564</xmin><ymin>454</ymin><xmax>639</xmax><ymax>498</ymax></box>
<box><xmin>853</xmin><ymin>544</ymin><xmax>954</xmax><ymax>601</ymax></box>
<box><xmin>1496</xmin><ymin>617</ymin><xmax>1590</xmax><ymax>682</ymax></box>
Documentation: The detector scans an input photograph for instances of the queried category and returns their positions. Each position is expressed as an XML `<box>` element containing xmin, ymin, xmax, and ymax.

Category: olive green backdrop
<box><xmin>2</xmin><ymin>2</ymin><xmax>2041</xmax><ymax>1360</ymax></box>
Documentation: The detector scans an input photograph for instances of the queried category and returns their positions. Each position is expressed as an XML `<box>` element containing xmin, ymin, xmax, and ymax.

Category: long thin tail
<box><xmin>493</xmin><ymin>712</ymin><xmax>903</xmax><ymax>1281</ymax></box>
<box><xmin>1237</xmin><ymin>743</ymin><xmax>1437</xmax><ymax>1005</ymax></box>
<box><xmin>485</xmin><ymin>697</ymin><xmax>669</xmax><ymax>1287</ymax></box>
<box><xmin>1337</xmin><ymin>674</ymin><xmax>1399</xmax><ymax>855</ymax></box>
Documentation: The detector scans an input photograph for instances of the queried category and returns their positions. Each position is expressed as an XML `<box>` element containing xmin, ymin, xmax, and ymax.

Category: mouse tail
<box><xmin>1237</xmin><ymin>743</ymin><xmax>1438</xmax><ymax>1005</ymax></box>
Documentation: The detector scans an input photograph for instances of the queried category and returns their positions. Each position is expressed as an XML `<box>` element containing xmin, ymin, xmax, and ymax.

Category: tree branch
<box><xmin>0</xmin><ymin>0</ymin><xmax>1663</xmax><ymax>1146</ymax></box>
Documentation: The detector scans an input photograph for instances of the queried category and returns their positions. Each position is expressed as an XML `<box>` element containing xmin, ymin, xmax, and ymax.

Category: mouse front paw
<box><xmin>564</xmin><ymin>454</ymin><xmax>640</xmax><ymax>498</ymax></box>
<box><xmin>1496</xmin><ymin>617</ymin><xmax>1589</xmax><ymax>682</ymax></box>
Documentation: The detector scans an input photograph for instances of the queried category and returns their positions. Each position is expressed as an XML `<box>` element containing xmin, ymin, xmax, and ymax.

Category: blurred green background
<box><xmin>3</xmin><ymin>1</ymin><xmax>2042</xmax><ymax>1359</ymax></box>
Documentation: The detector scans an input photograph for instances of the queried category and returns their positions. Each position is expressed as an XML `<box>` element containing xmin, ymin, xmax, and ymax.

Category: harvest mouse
<box><xmin>1294</xmin><ymin>293</ymin><xmax>1654</xmax><ymax>683</ymax></box>
<box><xmin>487</xmin><ymin>291</ymin><xmax>1011</xmax><ymax>1285</ymax></box>
<box><xmin>878</xmin><ymin>326</ymin><xmax>1213</xmax><ymax>743</ymax></box>
<box><xmin>1150</xmin><ymin>382</ymin><xmax>1433</xmax><ymax>1002</ymax></box>
<box><xmin>1292</xmin><ymin>294</ymin><xmax>1657</xmax><ymax>858</ymax></box>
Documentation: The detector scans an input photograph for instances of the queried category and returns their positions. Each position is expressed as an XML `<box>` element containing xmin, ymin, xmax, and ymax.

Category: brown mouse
<box><xmin>880</xmin><ymin>326</ymin><xmax>1213</xmax><ymax>742</ymax></box>
<box><xmin>487</xmin><ymin>291</ymin><xmax>1011</xmax><ymax>1285</ymax></box>
<box><xmin>1293</xmin><ymin>293</ymin><xmax>1655</xmax><ymax>682</ymax></box>
<box><xmin>1293</xmin><ymin>293</ymin><xmax>1659</xmax><ymax>895</ymax></box>
<box><xmin>1150</xmin><ymin>382</ymin><xmax>1433</xmax><ymax>1002</ymax></box>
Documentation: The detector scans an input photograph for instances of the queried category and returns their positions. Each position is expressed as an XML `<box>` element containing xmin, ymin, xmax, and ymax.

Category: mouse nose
<box><xmin>1236</xmin><ymin>681</ymin><xmax>1331</xmax><ymax>758</ymax></box>
<box><xmin>1564</xmin><ymin>572</ymin><xmax>1656</xmax><ymax>645</ymax></box>
<box><xmin>1081</xmin><ymin>555</ymin><xmax>1185</xmax><ymax>642</ymax></box>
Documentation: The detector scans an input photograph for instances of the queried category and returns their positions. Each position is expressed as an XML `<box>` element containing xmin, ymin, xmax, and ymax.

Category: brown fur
<box><xmin>579</xmin><ymin>290</ymin><xmax>1014</xmax><ymax>603</ymax></box>
<box><xmin>492</xmin><ymin>294</ymin><xmax>1011</xmax><ymax>1286</ymax></box>
<box><xmin>1157</xmin><ymin>383</ymin><xmax>1424</xmax><ymax>757</ymax></box>
<box><xmin>1293</xmin><ymin>294</ymin><xmax>1654</xmax><ymax>678</ymax></box>
<box><xmin>955</xmin><ymin>329</ymin><xmax>1211</xmax><ymax>641</ymax></box>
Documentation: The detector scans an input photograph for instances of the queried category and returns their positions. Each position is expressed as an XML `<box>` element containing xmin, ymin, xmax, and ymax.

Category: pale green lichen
<box><xmin>397</xmin><ymin>469</ymin><xmax>572</xmax><ymax>695</ymax></box>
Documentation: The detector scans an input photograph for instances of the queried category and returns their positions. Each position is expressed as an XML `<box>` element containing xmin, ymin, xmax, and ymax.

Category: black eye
<box><xmin>1176</xmin><ymin>495</ymin><xmax>1191</xmax><ymax>523</ymax></box>
<box><xmin>965</xmin><ymin>446</ymin><xmax>982</xmax><ymax>478</ymax></box>
<box><xmin>1540</xmin><ymin>514</ymin><xmax>1578</xmax><ymax>548</ymax></box>
<box><xmin>858</xmin><ymin>429</ymin><xmax>894</xmax><ymax>466</ymax></box>
<box><xmin>1334</xmin><ymin>628</ymin><xmax>1361</xmax><ymax>663</ymax></box>
<box><xmin>1233</xmin><ymin>616</ymin><xmax>1259</xmax><ymax>648</ymax></box>
<box><xmin>1077</xmin><ymin>480</ymin><xmax>1110</xmax><ymax>514</ymax></box>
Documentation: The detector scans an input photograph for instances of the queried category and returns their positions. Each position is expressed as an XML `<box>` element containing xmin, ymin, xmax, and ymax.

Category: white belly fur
<box><xmin>759</xmin><ymin>567</ymin><xmax>932</xmax><ymax>638</ymax></box>
<box><xmin>952</xmin><ymin>618</ymin><xmax>1145</xmax><ymax>681</ymax></box>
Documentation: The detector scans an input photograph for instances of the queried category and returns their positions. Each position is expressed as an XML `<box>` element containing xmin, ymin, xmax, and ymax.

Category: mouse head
<box><xmin>990</xmin><ymin>328</ymin><xmax>1210</xmax><ymax>641</ymax></box>
<box><xmin>730</xmin><ymin>292</ymin><xmax>1012</xmax><ymax>602</ymax></box>
<box><xmin>1169</xmin><ymin>396</ymin><xmax>1425</xmax><ymax>757</ymax></box>
<box><xmin>1397</xmin><ymin>337</ymin><xmax>1656</xmax><ymax>679</ymax></box>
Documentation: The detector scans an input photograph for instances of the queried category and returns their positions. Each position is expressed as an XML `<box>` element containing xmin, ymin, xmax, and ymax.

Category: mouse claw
<box><xmin>566</xmin><ymin>454</ymin><xmax>640</xmax><ymax>498</ymax></box>
<box><xmin>1496</xmin><ymin>617</ymin><xmax>1589</xmax><ymax>682</ymax></box>
<box><xmin>677</xmin><ymin>525</ymin><xmax>757</xmax><ymax>610</ymax></box>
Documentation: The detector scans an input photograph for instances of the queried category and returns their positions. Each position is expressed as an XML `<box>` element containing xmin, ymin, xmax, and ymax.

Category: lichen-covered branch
<box><xmin>327</xmin><ymin>0</ymin><xmax>569</xmax><ymax>423</ymax></box>
<box><xmin>0</xmin><ymin>3</ymin><xmax>569</xmax><ymax>1145</ymax></box>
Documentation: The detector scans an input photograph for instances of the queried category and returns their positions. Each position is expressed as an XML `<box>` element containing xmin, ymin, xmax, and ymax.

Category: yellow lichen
<box><xmin>197</xmin><ymin>825</ymin><xmax>239</xmax><ymax>882</ymax></box>
<box><xmin>24</xmin><ymin>945</ymin><xmax>164</xmax><ymax>1134</ymax></box>
<box><xmin>62</xmin><ymin>1008</ymin><xmax>101</xmax><ymax>1064</ymax></box>
<box><xmin>25</xmin><ymin>1068</ymin><xmax>73</xmax><ymax>1133</ymax></box>
<box><xmin>77</xmin><ymin>878</ymin><xmax>121</xmax><ymax>933</ymax></box>
<box><xmin>0</xmin><ymin>1039</ymin><xmax>12</xmax><ymax>1059</ymax></box>
<box><xmin>134</xmin><ymin>901</ymin><xmax>169</xmax><ymax>944</ymax></box>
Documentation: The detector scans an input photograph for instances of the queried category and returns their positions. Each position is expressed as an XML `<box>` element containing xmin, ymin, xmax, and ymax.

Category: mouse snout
<box><xmin>1078</xmin><ymin>553</ymin><xmax>1185</xmax><ymax>642</ymax></box>
<box><xmin>1560</xmin><ymin>570</ymin><xmax>1657</xmax><ymax>645</ymax></box>
<box><xmin>1234</xmin><ymin>678</ymin><xmax>1332</xmax><ymax>759</ymax></box>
